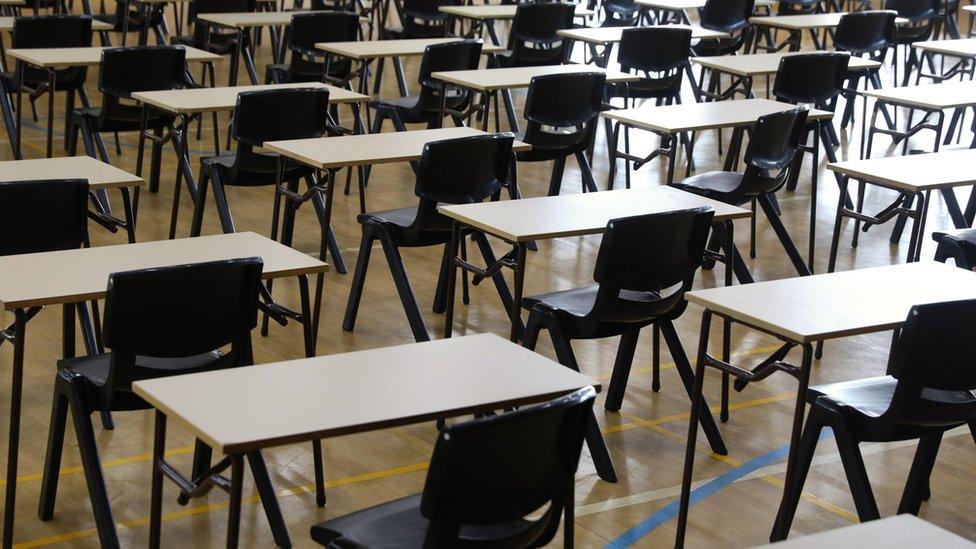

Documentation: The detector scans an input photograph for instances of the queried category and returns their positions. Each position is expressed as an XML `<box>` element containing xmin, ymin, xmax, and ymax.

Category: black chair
<box><xmin>172</xmin><ymin>0</ymin><xmax>256</xmax><ymax>88</ymax></box>
<box><xmin>601</xmin><ymin>0</ymin><xmax>639</xmax><ymax>26</ymax></box>
<box><xmin>36</xmin><ymin>258</ymin><xmax>299</xmax><ymax>549</ymax></box>
<box><xmin>885</xmin><ymin>0</ymin><xmax>941</xmax><ymax>85</ymax></box>
<box><xmin>95</xmin><ymin>0</ymin><xmax>167</xmax><ymax>44</ymax></box>
<box><xmin>516</xmin><ymin>72</ymin><xmax>604</xmax><ymax>197</ymax></box>
<box><xmin>69</xmin><ymin>46</ymin><xmax>185</xmax><ymax>200</ymax></box>
<box><xmin>932</xmin><ymin>228</ymin><xmax>976</xmax><ymax>268</ymax></box>
<box><xmin>523</xmin><ymin>209</ymin><xmax>733</xmax><ymax>485</ymax></box>
<box><xmin>370</xmin><ymin>40</ymin><xmax>481</xmax><ymax>133</ymax></box>
<box><xmin>494</xmin><ymin>3</ymin><xmax>575</xmax><ymax>68</ymax></box>
<box><xmin>671</xmin><ymin>107</ymin><xmax>813</xmax><ymax>278</ymax></box>
<box><xmin>343</xmin><ymin>133</ymin><xmax>518</xmax><ymax>343</ymax></box>
<box><xmin>386</xmin><ymin>0</ymin><xmax>454</xmax><ymax>39</ymax></box>
<box><xmin>606</xmin><ymin>27</ymin><xmax>691</xmax><ymax>190</ymax></box>
<box><xmin>834</xmin><ymin>11</ymin><xmax>897</xmax><ymax>129</ymax></box>
<box><xmin>265</xmin><ymin>11</ymin><xmax>359</xmax><ymax>85</ymax></box>
<box><xmin>692</xmin><ymin>0</ymin><xmax>755</xmax><ymax>57</ymax></box>
<box><xmin>310</xmin><ymin>386</ymin><xmax>596</xmax><ymax>548</ymax></box>
<box><xmin>3</xmin><ymin>16</ymin><xmax>93</xmax><ymax>145</ymax></box>
<box><xmin>772</xmin><ymin>299</ymin><xmax>976</xmax><ymax>541</ymax></box>
<box><xmin>0</xmin><ymin>179</ymin><xmax>88</xmax><ymax>255</ymax></box>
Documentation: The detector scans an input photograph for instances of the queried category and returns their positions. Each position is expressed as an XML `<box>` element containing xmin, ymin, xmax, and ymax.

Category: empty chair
<box><xmin>190</xmin><ymin>88</ymin><xmax>346</xmax><ymax>273</ymax></box>
<box><xmin>0</xmin><ymin>179</ymin><xmax>88</xmax><ymax>255</ymax></box>
<box><xmin>95</xmin><ymin>0</ymin><xmax>167</xmax><ymax>44</ymax></box>
<box><xmin>343</xmin><ymin>134</ymin><xmax>518</xmax><ymax>343</ymax></box>
<box><xmin>523</xmin><ymin>209</ymin><xmax>732</xmax><ymax>484</ymax></box>
<box><xmin>385</xmin><ymin>0</ymin><xmax>455</xmax><ymax>39</ymax></box>
<box><xmin>776</xmin><ymin>0</ymin><xmax>818</xmax><ymax>14</ymax></box>
<box><xmin>754</xmin><ymin>0</ymin><xmax>820</xmax><ymax>52</ymax></box>
<box><xmin>369</xmin><ymin>40</ymin><xmax>481</xmax><ymax>133</ymax></box>
<box><xmin>601</xmin><ymin>0</ymin><xmax>639</xmax><ymax>26</ymax></box>
<box><xmin>516</xmin><ymin>72</ymin><xmax>605</xmax><ymax>196</ymax></box>
<box><xmin>310</xmin><ymin>386</ymin><xmax>596</xmax><ymax>548</ymax></box>
<box><xmin>495</xmin><ymin>3</ymin><xmax>575</xmax><ymax>68</ymax></box>
<box><xmin>692</xmin><ymin>0</ymin><xmax>755</xmax><ymax>57</ymax></box>
<box><xmin>932</xmin><ymin>228</ymin><xmax>976</xmax><ymax>269</ymax></box>
<box><xmin>834</xmin><ymin>11</ymin><xmax>897</xmax><ymax>128</ymax></box>
<box><xmin>265</xmin><ymin>11</ymin><xmax>360</xmax><ymax>85</ymax></box>
<box><xmin>671</xmin><ymin>108</ymin><xmax>813</xmax><ymax>278</ymax></box>
<box><xmin>885</xmin><ymin>0</ymin><xmax>940</xmax><ymax>85</ymax></box>
<box><xmin>772</xmin><ymin>299</ymin><xmax>976</xmax><ymax>541</ymax></box>
<box><xmin>172</xmin><ymin>0</ymin><xmax>256</xmax><ymax>87</ymax></box>
<box><xmin>36</xmin><ymin>258</ymin><xmax>299</xmax><ymax>549</ymax></box>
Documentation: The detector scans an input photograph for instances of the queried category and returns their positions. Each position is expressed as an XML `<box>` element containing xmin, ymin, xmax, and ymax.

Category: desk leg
<box><xmin>442</xmin><ymin>222</ymin><xmax>460</xmax><ymax>339</ymax></box>
<box><xmin>172</xmin><ymin>114</ymin><xmax>198</xmax><ymax>238</ymax></box>
<box><xmin>720</xmin><ymin>221</ymin><xmax>733</xmax><ymax>421</ymax></box>
<box><xmin>907</xmin><ymin>190</ymin><xmax>929</xmax><ymax>263</ymax></box>
<box><xmin>121</xmin><ymin>187</ymin><xmax>137</xmax><ymax>243</ymax></box>
<box><xmin>509</xmin><ymin>242</ymin><xmax>527</xmax><ymax>343</ymax></box>
<box><xmin>665</xmin><ymin>131</ymin><xmax>678</xmax><ymax>185</ymax></box>
<box><xmin>14</xmin><ymin>61</ymin><xmax>21</xmax><ymax>161</ymax></box>
<box><xmin>241</xmin><ymin>29</ymin><xmax>259</xmax><ymax>85</ymax></box>
<box><xmin>770</xmin><ymin>343</ymin><xmax>814</xmax><ymax>541</ymax></box>
<box><xmin>808</xmin><ymin>124</ymin><xmax>819</xmax><ymax>273</ymax></box>
<box><xmin>298</xmin><ymin>275</ymin><xmax>315</xmax><ymax>357</ymax></box>
<box><xmin>230</xmin><ymin>29</ymin><xmax>244</xmax><ymax>86</ymax></box>
<box><xmin>226</xmin><ymin>455</ymin><xmax>244</xmax><ymax>549</ymax></box>
<box><xmin>46</xmin><ymin>68</ymin><xmax>55</xmax><ymax>158</ymax></box>
<box><xmin>149</xmin><ymin>411</ymin><xmax>166</xmax><ymax>549</ymax></box>
<box><xmin>1</xmin><ymin>309</ymin><xmax>26</xmax><ymax>549</ymax></box>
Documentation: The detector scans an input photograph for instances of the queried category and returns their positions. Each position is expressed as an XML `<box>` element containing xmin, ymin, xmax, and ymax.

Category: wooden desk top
<box><xmin>133</xmin><ymin>333</ymin><xmax>599</xmax><ymax>454</ymax></box>
<box><xmin>750</xmin><ymin>12</ymin><xmax>847</xmax><ymax>29</ymax></box>
<box><xmin>636</xmin><ymin>0</ymin><xmax>775</xmax><ymax>9</ymax></box>
<box><xmin>438</xmin><ymin>187</ymin><xmax>751</xmax><ymax>243</ymax></box>
<box><xmin>759</xmin><ymin>515</ymin><xmax>975</xmax><ymax>548</ymax></box>
<box><xmin>432</xmin><ymin>64</ymin><xmax>640</xmax><ymax>92</ymax></box>
<box><xmin>8</xmin><ymin>45</ymin><xmax>220</xmax><ymax>68</ymax></box>
<box><xmin>439</xmin><ymin>3</ymin><xmax>593</xmax><ymax>20</ymax></box>
<box><xmin>132</xmin><ymin>82</ymin><xmax>367</xmax><ymax>114</ymax></box>
<box><xmin>692</xmin><ymin>51</ymin><xmax>880</xmax><ymax>77</ymax></box>
<box><xmin>860</xmin><ymin>81</ymin><xmax>976</xmax><ymax>109</ymax></box>
<box><xmin>558</xmin><ymin>24</ymin><xmax>728</xmax><ymax>44</ymax></box>
<box><xmin>602</xmin><ymin>98</ymin><xmax>832</xmax><ymax>134</ymax></box>
<box><xmin>686</xmin><ymin>262</ymin><xmax>976</xmax><ymax>343</ymax></box>
<box><xmin>0</xmin><ymin>232</ymin><xmax>327</xmax><ymax>310</ymax></box>
<box><xmin>0</xmin><ymin>16</ymin><xmax>113</xmax><ymax>31</ymax></box>
<box><xmin>196</xmin><ymin>10</ymin><xmax>314</xmax><ymax>28</ymax></box>
<box><xmin>0</xmin><ymin>156</ymin><xmax>143</xmax><ymax>190</ymax></box>
<box><xmin>0</xmin><ymin>0</ymin><xmax>25</xmax><ymax>5</ymax></box>
<box><xmin>316</xmin><ymin>37</ymin><xmax>504</xmax><ymax>59</ymax></box>
<box><xmin>265</xmin><ymin>127</ymin><xmax>530</xmax><ymax>169</ymax></box>
<box><xmin>913</xmin><ymin>37</ymin><xmax>976</xmax><ymax>57</ymax></box>
<box><xmin>828</xmin><ymin>149</ymin><xmax>976</xmax><ymax>192</ymax></box>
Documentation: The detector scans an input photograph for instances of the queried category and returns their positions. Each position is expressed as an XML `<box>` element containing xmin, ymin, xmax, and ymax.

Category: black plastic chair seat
<box><xmin>494</xmin><ymin>47</ymin><xmax>564</xmax><ymax>68</ymax></box>
<box><xmin>522</xmin><ymin>285</ymin><xmax>679</xmax><ymax>338</ymax></box>
<box><xmin>202</xmin><ymin>152</ymin><xmax>313</xmax><ymax>186</ymax></box>
<box><xmin>370</xmin><ymin>93</ymin><xmax>467</xmax><ymax>124</ymax></box>
<box><xmin>172</xmin><ymin>33</ymin><xmax>238</xmax><ymax>55</ymax></box>
<box><xmin>807</xmin><ymin>375</ymin><xmax>975</xmax><ymax>439</ymax></box>
<box><xmin>358</xmin><ymin>207</ymin><xmax>453</xmax><ymax>246</ymax></box>
<box><xmin>310</xmin><ymin>493</ymin><xmax>541</xmax><ymax>548</ymax></box>
<box><xmin>671</xmin><ymin>171</ymin><xmax>746</xmax><ymax>204</ymax></box>
<box><xmin>514</xmin><ymin>128</ymin><xmax>591</xmax><ymax>162</ymax></box>
<box><xmin>75</xmin><ymin>105</ymin><xmax>174</xmax><ymax>133</ymax></box>
<box><xmin>932</xmin><ymin>227</ymin><xmax>976</xmax><ymax>245</ymax></box>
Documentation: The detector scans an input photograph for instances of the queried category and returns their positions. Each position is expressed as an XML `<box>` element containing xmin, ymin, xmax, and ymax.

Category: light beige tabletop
<box><xmin>432</xmin><ymin>64</ymin><xmax>640</xmax><ymax>91</ymax></box>
<box><xmin>828</xmin><ymin>149</ymin><xmax>976</xmax><ymax>192</ymax></box>
<box><xmin>265</xmin><ymin>127</ymin><xmax>530</xmax><ymax>169</ymax></box>
<box><xmin>0</xmin><ymin>232</ymin><xmax>327</xmax><ymax>310</ymax></box>
<box><xmin>0</xmin><ymin>0</ymin><xmax>25</xmax><ymax>5</ymax></box>
<box><xmin>0</xmin><ymin>16</ymin><xmax>113</xmax><ymax>31</ymax></box>
<box><xmin>636</xmin><ymin>0</ymin><xmax>775</xmax><ymax>9</ymax></box>
<box><xmin>692</xmin><ymin>51</ymin><xmax>880</xmax><ymax>77</ymax></box>
<box><xmin>602</xmin><ymin>98</ymin><xmax>831</xmax><ymax>134</ymax></box>
<box><xmin>558</xmin><ymin>24</ymin><xmax>728</xmax><ymax>44</ymax></box>
<box><xmin>750</xmin><ymin>12</ymin><xmax>848</xmax><ymax>29</ymax></box>
<box><xmin>132</xmin><ymin>82</ymin><xmax>367</xmax><ymax>114</ymax></box>
<box><xmin>438</xmin><ymin>187</ymin><xmax>751</xmax><ymax>243</ymax></box>
<box><xmin>759</xmin><ymin>515</ymin><xmax>975</xmax><ymax>548</ymax></box>
<box><xmin>438</xmin><ymin>3</ymin><xmax>594</xmax><ymax>20</ymax></box>
<box><xmin>8</xmin><ymin>45</ymin><xmax>220</xmax><ymax>68</ymax></box>
<box><xmin>0</xmin><ymin>156</ymin><xmax>143</xmax><ymax>190</ymax></box>
<box><xmin>196</xmin><ymin>10</ymin><xmax>314</xmax><ymax>28</ymax></box>
<box><xmin>133</xmin><ymin>333</ymin><xmax>599</xmax><ymax>454</ymax></box>
<box><xmin>913</xmin><ymin>37</ymin><xmax>976</xmax><ymax>57</ymax></box>
<box><xmin>859</xmin><ymin>81</ymin><xmax>976</xmax><ymax>109</ymax></box>
<box><xmin>316</xmin><ymin>37</ymin><xmax>504</xmax><ymax>59</ymax></box>
<box><xmin>685</xmin><ymin>261</ymin><xmax>976</xmax><ymax>343</ymax></box>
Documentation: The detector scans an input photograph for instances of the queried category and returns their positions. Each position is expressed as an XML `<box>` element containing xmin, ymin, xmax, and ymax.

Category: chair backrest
<box><xmin>739</xmin><ymin>107</ymin><xmax>809</xmax><ymax>196</ymax></box>
<box><xmin>602</xmin><ymin>0</ymin><xmax>638</xmax><ymax>26</ymax></box>
<box><xmin>100</xmin><ymin>258</ymin><xmax>263</xmax><ymax>404</ymax></box>
<box><xmin>409</xmin><ymin>40</ymin><xmax>482</xmax><ymax>114</ymax></box>
<box><xmin>700</xmin><ymin>0</ymin><xmax>755</xmax><ymax>33</ymax></box>
<box><xmin>11</xmin><ymin>15</ymin><xmax>93</xmax><ymax>48</ymax></box>
<box><xmin>524</xmin><ymin>71</ymin><xmax>605</xmax><ymax>130</ymax></box>
<box><xmin>419</xmin><ymin>387</ymin><xmax>596</xmax><ymax>547</ymax></box>
<box><xmin>772</xmin><ymin>52</ymin><xmax>850</xmax><ymax>106</ymax></box>
<box><xmin>288</xmin><ymin>11</ymin><xmax>359</xmax><ymax>56</ymax></box>
<box><xmin>618</xmin><ymin>27</ymin><xmax>691</xmax><ymax>75</ymax></box>
<box><xmin>232</xmin><ymin>86</ymin><xmax>330</xmax><ymax>150</ymax></box>
<box><xmin>188</xmin><ymin>0</ymin><xmax>255</xmax><ymax>38</ymax></box>
<box><xmin>589</xmin><ymin>208</ymin><xmax>714</xmax><ymax>323</ymax></box>
<box><xmin>834</xmin><ymin>11</ymin><xmax>897</xmax><ymax>54</ymax></box>
<box><xmin>884</xmin><ymin>300</ymin><xmax>976</xmax><ymax>424</ymax></box>
<box><xmin>508</xmin><ymin>3</ymin><xmax>575</xmax><ymax>48</ymax></box>
<box><xmin>0</xmin><ymin>179</ymin><xmax>89</xmax><ymax>256</ymax></box>
<box><xmin>404</xmin><ymin>133</ymin><xmax>514</xmax><ymax>238</ymax></box>
<box><xmin>398</xmin><ymin>0</ymin><xmax>454</xmax><ymax>37</ymax></box>
<box><xmin>884</xmin><ymin>0</ymin><xmax>939</xmax><ymax>22</ymax></box>
<box><xmin>100</xmin><ymin>46</ymin><xmax>186</xmax><ymax>97</ymax></box>
<box><xmin>776</xmin><ymin>0</ymin><xmax>818</xmax><ymax>15</ymax></box>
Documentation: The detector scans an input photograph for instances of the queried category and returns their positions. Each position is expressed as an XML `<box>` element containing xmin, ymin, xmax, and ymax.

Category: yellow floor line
<box><xmin>594</xmin><ymin>344</ymin><xmax>783</xmax><ymax>382</ymax></box>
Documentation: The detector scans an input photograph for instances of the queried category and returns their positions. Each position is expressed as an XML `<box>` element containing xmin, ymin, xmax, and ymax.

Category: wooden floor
<box><xmin>1</xmin><ymin>11</ymin><xmax>975</xmax><ymax>548</ymax></box>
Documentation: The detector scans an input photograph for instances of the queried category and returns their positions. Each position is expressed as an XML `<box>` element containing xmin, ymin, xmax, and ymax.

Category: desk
<box><xmin>826</xmin><ymin>149</ymin><xmax>976</xmax><ymax>264</ymax></box>
<box><xmin>132</xmin><ymin>81</ymin><xmax>369</xmax><ymax>239</ymax></box>
<box><xmin>0</xmin><ymin>231</ymin><xmax>327</xmax><ymax>549</ymax></box>
<box><xmin>439</xmin><ymin>3</ymin><xmax>594</xmax><ymax>45</ymax></box>
<box><xmin>558</xmin><ymin>24</ymin><xmax>728</xmax><ymax>68</ymax></box>
<box><xmin>759</xmin><ymin>515</ymin><xmax>975</xmax><ymax>548</ymax></box>
<box><xmin>859</xmin><ymin>81</ymin><xmax>976</xmax><ymax>160</ymax></box>
<box><xmin>8</xmin><ymin>45</ymin><xmax>219</xmax><ymax>158</ymax></box>
<box><xmin>750</xmin><ymin>13</ymin><xmax>848</xmax><ymax>51</ymax></box>
<box><xmin>0</xmin><ymin>16</ymin><xmax>113</xmax><ymax>31</ymax></box>
<box><xmin>636</xmin><ymin>0</ymin><xmax>776</xmax><ymax>24</ymax></box>
<box><xmin>913</xmin><ymin>38</ymin><xmax>976</xmax><ymax>82</ymax></box>
<box><xmin>433</xmin><ymin>64</ymin><xmax>639</xmax><ymax>132</ymax></box>
<box><xmin>136</xmin><ymin>333</ymin><xmax>598</xmax><ymax>548</ymax></box>
<box><xmin>675</xmin><ymin>261</ymin><xmax>976</xmax><ymax>546</ymax></box>
<box><xmin>0</xmin><ymin>156</ymin><xmax>143</xmax><ymax>242</ymax></box>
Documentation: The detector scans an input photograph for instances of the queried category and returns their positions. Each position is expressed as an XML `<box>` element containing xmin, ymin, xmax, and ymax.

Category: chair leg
<box><xmin>471</xmin><ymin>232</ymin><xmax>517</xmax><ymax>316</ymax></box>
<box><xmin>246</xmin><ymin>450</ymin><xmax>292</xmax><ymax>548</ymax></box>
<box><xmin>651</xmin><ymin>323</ymin><xmax>661</xmax><ymax>392</ymax></box>
<box><xmin>210</xmin><ymin>171</ymin><xmax>236</xmax><ymax>234</ymax></box>
<box><xmin>521</xmin><ymin>310</ymin><xmax>543</xmax><ymax>351</ymax></box>
<box><xmin>377</xmin><ymin>226</ymin><xmax>430</xmax><ymax>342</ymax></box>
<box><xmin>897</xmin><ymin>432</ymin><xmax>943</xmax><ymax>515</ymax></box>
<box><xmin>758</xmin><ymin>194</ymin><xmax>812</xmax><ymax>277</ymax></box>
<box><xmin>38</xmin><ymin>382</ymin><xmax>69</xmax><ymax>520</ymax></box>
<box><xmin>312</xmin><ymin>440</ymin><xmax>326</xmax><ymax>507</ymax></box>
<box><xmin>547</xmin><ymin>157</ymin><xmax>567</xmax><ymax>197</ymax></box>
<box><xmin>833</xmin><ymin>416</ymin><xmax>881</xmax><ymax>522</ymax></box>
<box><xmin>575</xmin><ymin>151</ymin><xmax>599</xmax><ymax>193</ymax></box>
<box><xmin>431</xmin><ymin>242</ymin><xmax>453</xmax><ymax>314</ymax></box>
<box><xmin>771</xmin><ymin>407</ymin><xmax>827</xmax><ymax>541</ymax></box>
<box><xmin>604</xmin><ymin>330</ymin><xmax>639</xmax><ymax>412</ymax></box>
<box><xmin>191</xmin><ymin>439</ymin><xmax>213</xmax><ymax>481</ymax></box>
<box><xmin>342</xmin><ymin>228</ymin><xmax>376</xmax><ymax>332</ymax></box>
